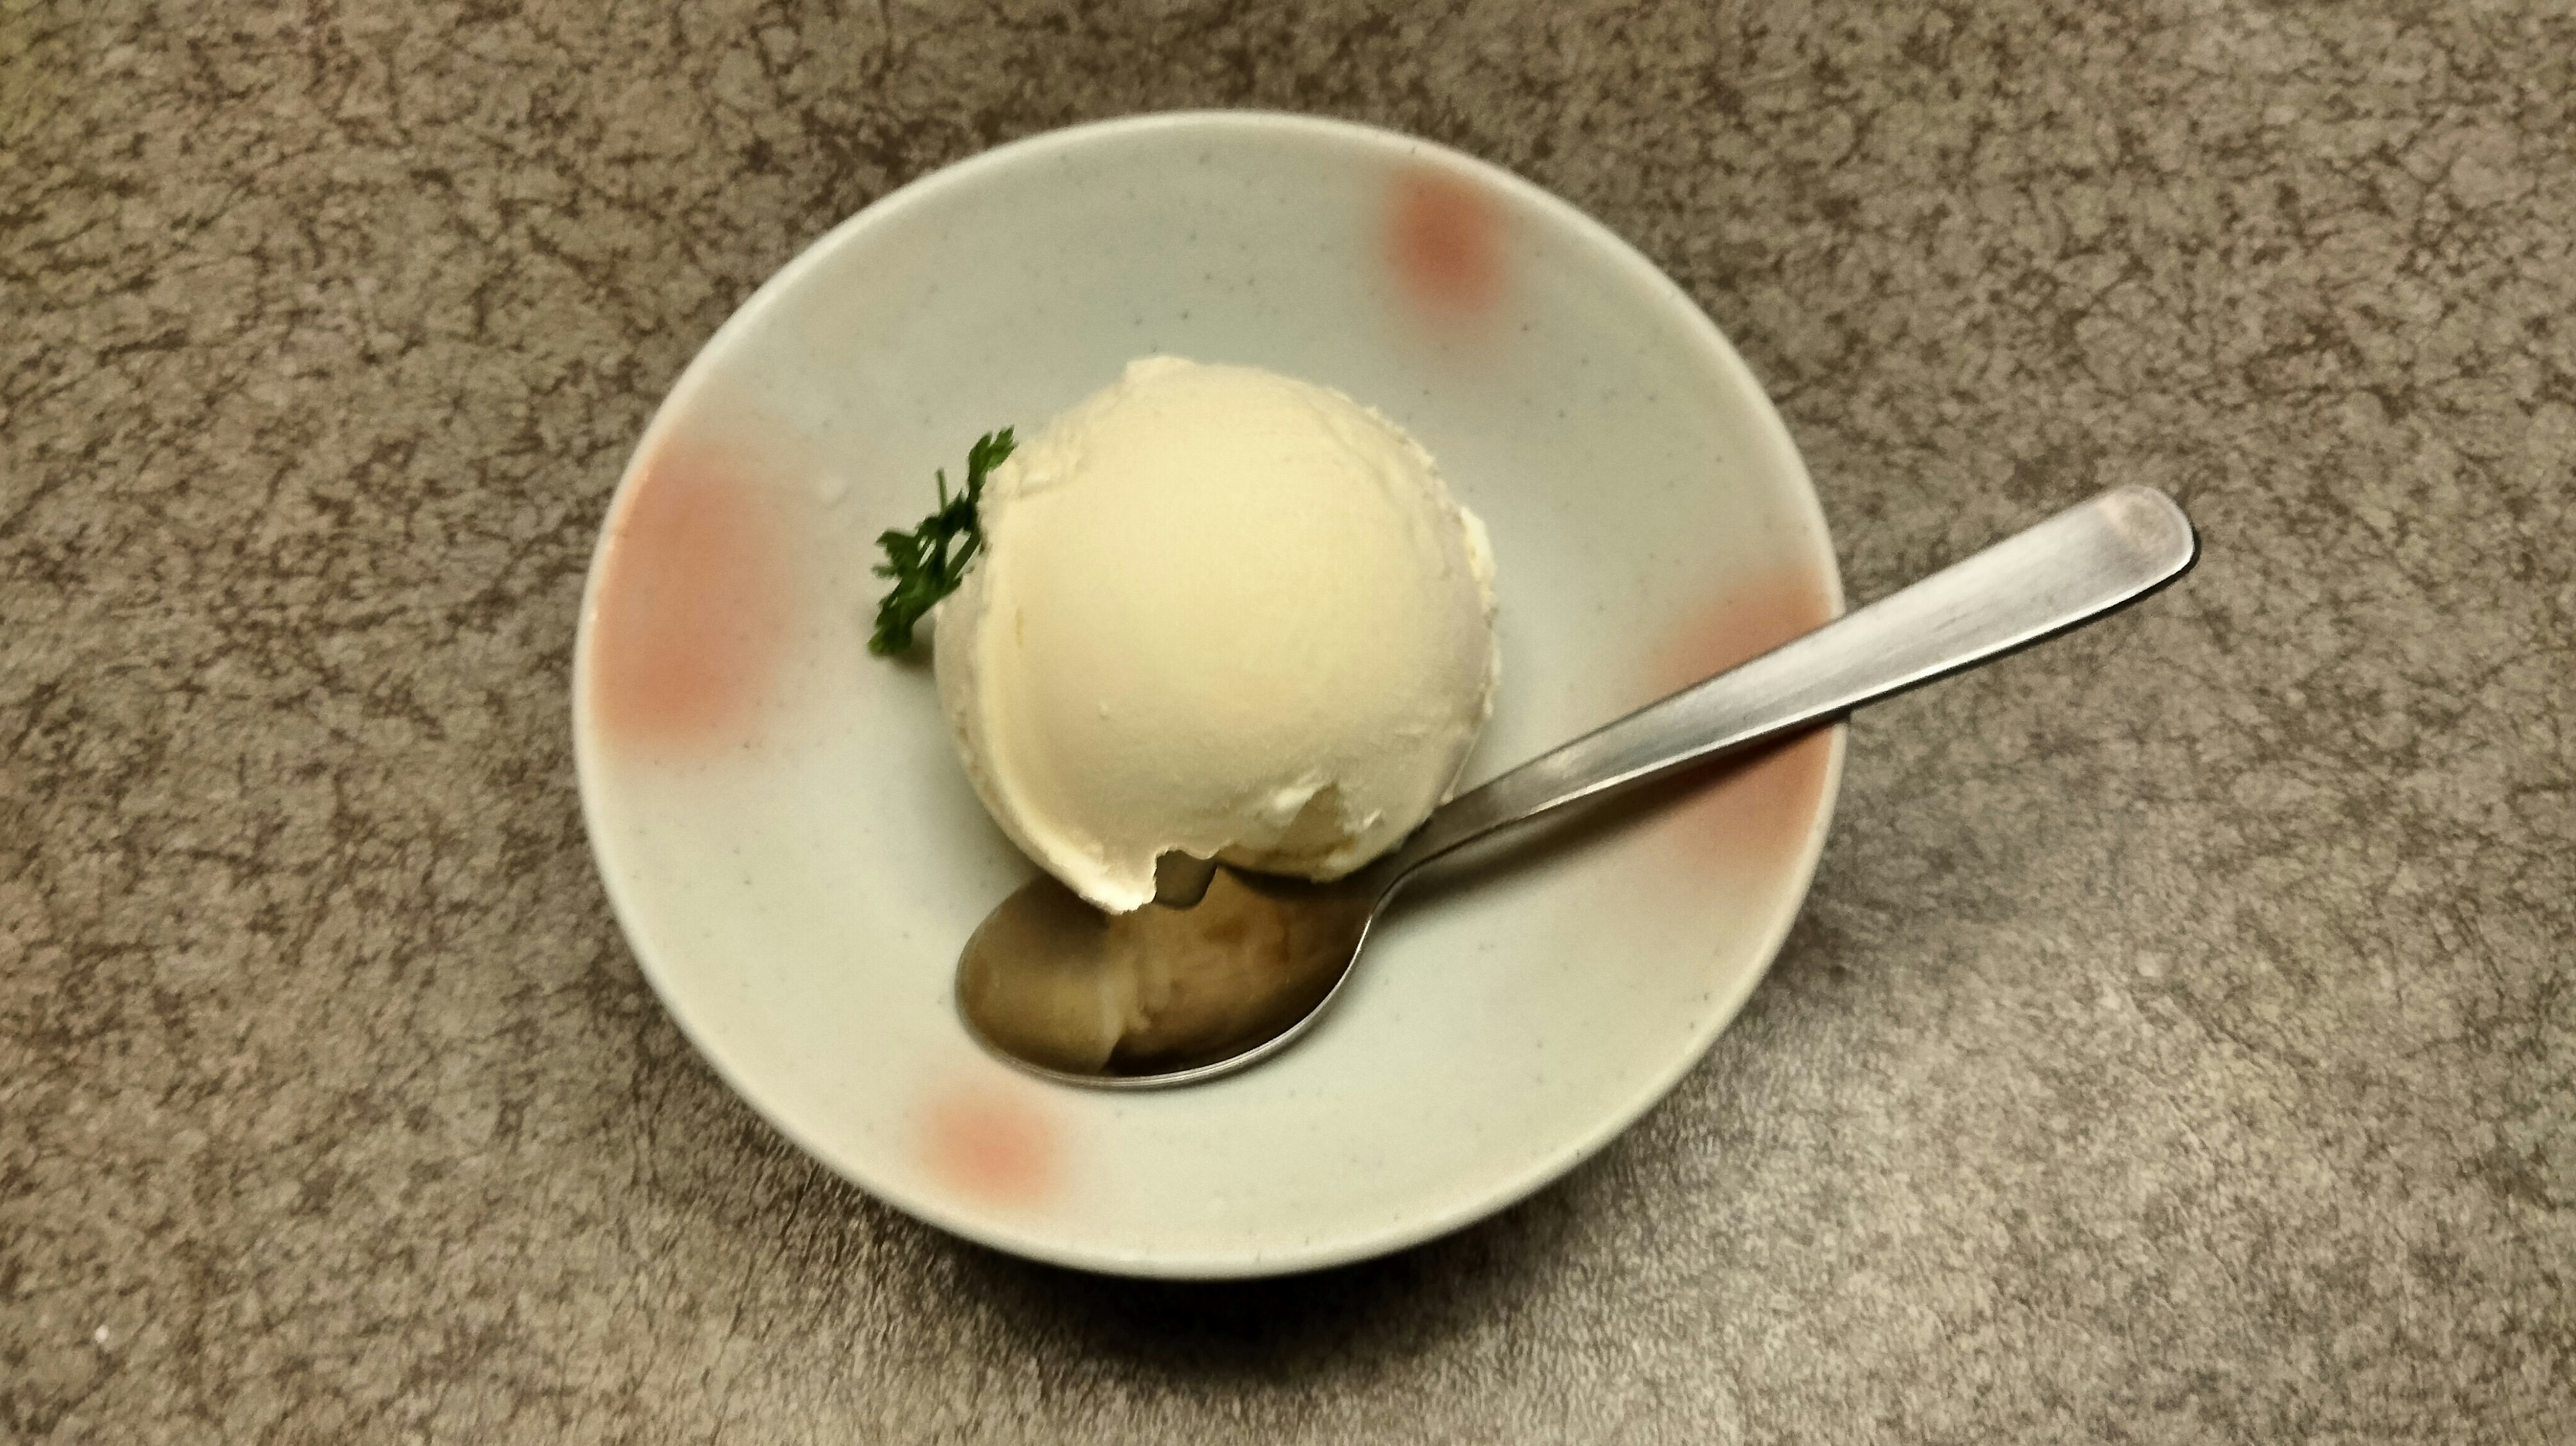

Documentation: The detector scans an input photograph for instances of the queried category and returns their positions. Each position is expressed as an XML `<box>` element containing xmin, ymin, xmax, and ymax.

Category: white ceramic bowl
<box><xmin>574</xmin><ymin>112</ymin><xmax>1842</xmax><ymax>1278</ymax></box>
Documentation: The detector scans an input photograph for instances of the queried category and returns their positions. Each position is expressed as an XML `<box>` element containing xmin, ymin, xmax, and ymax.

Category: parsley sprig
<box><xmin>869</xmin><ymin>428</ymin><xmax>1015</xmax><ymax>655</ymax></box>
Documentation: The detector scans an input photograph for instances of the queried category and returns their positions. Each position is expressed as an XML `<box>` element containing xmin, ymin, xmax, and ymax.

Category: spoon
<box><xmin>957</xmin><ymin>484</ymin><xmax>2198</xmax><ymax>1088</ymax></box>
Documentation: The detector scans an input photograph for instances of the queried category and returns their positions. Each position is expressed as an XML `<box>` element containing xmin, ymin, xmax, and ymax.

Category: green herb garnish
<box><xmin>869</xmin><ymin>428</ymin><xmax>1015</xmax><ymax>655</ymax></box>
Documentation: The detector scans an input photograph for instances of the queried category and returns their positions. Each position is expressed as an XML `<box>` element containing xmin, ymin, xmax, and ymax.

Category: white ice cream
<box><xmin>934</xmin><ymin>357</ymin><xmax>1499</xmax><ymax>913</ymax></box>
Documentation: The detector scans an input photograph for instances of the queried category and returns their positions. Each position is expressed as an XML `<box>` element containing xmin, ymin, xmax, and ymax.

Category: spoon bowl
<box><xmin>960</xmin><ymin>866</ymin><xmax>1379</xmax><ymax>1080</ymax></box>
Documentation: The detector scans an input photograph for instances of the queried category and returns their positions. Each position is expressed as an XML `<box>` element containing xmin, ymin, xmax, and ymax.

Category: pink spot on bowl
<box><xmin>1650</xmin><ymin>569</ymin><xmax>1840</xmax><ymax>873</ymax></box>
<box><xmin>1388</xmin><ymin>169</ymin><xmax>1503</xmax><ymax>317</ymax></box>
<box><xmin>921</xmin><ymin>1083</ymin><xmax>1061</xmax><ymax>1207</ymax></box>
<box><xmin>587</xmin><ymin>442</ymin><xmax>795</xmax><ymax>755</ymax></box>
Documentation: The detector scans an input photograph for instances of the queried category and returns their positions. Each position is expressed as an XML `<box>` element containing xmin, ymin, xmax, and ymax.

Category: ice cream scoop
<box><xmin>934</xmin><ymin>357</ymin><xmax>1498</xmax><ymax>913</ymax></box>
<box><xmin>959</xmin><ymin>486</ymin><xmax>2199</xmax><ymax>1087</ymax></box>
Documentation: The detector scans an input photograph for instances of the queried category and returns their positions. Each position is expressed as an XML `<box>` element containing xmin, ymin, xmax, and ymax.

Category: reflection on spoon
<box><xmin>957</xmin><ymin>865</ymin><xmax>1376</xmax><ymax>1076</ymax></box>
<box><xmin>957</xmin><ymin>486</ymin><xmax>2200</xmax><ymax>1089</ymax></box>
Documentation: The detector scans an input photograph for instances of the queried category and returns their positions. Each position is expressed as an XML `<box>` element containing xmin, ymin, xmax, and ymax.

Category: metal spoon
<box><xmin>957</xmin><ymin>485</ymin><xmax>2198</xmax><ymax>1088</ymax></box>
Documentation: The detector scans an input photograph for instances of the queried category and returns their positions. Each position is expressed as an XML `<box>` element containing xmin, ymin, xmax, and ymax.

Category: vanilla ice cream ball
<box><xmin>934</xmin><ymin>357</ymin><xmax>1499</xmax><ymax>913</ymax></box>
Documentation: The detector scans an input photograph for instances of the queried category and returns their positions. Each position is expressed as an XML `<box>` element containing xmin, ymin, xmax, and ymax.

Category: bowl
<box><xmin>574</xmin><ymin>111</ymin><xmax>1842</xmax><ymax>1277</ymax></box>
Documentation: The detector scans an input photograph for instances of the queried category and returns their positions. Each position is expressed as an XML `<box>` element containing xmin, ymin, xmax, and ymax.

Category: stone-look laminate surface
<box><xmin>5</xmin><ymin>1</ymin><xmax>2570</xmax><ymax>1441</ymax></box>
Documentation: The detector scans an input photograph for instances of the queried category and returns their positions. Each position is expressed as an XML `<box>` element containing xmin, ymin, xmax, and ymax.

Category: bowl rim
<box><xmin>573</xmin><ymin>109</ymin><xmax>1845</xmax><ymax>1278</ymax></box>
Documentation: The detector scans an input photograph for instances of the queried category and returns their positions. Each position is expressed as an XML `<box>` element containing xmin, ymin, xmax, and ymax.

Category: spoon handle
<box><xmin>1382</xmin><ymin>485</ymin><xmax>2198</xmax><ymax>883</ymax></box>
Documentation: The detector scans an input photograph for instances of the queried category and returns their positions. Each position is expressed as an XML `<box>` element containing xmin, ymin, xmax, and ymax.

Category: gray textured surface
<box><xmin>5</xmin><ymin>0</ymin><xmax>2571</xmax><ymax>1440</ymax></box>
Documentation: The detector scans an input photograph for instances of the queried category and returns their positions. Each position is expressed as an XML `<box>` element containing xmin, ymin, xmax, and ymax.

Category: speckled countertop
<box><xmin>5</xmin><ymin>2</ymin><xmax>2571</xmax><ymax>1441</ymax></box>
